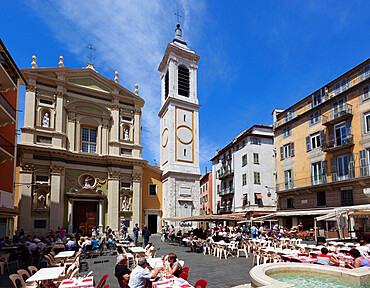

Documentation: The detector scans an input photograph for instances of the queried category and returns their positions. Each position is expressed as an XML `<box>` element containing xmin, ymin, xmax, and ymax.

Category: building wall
<box><xmin>142</xmin><ymin>164</ymin><xmax>162</xmax><ymax>233</ymax></box>
<box><xmin>274</xmin><ymin>59</ymin><xmax>370</xmax><ymax>218</ymax></box>
<box><xmin>200</xmin><ymin>172</ymin><xmax>212</xmax><ymax>215</ymax></box>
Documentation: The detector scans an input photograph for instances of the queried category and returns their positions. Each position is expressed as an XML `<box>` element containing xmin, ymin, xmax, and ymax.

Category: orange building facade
<box><xmin>0</xmin><ymin>39</ymin><xmax>26</xmax><ymax>237</ymax></box>
<box><xmin>200</xmin><ymin>171</ymin><xmax>212</xmax><ymax>215</ymax></box>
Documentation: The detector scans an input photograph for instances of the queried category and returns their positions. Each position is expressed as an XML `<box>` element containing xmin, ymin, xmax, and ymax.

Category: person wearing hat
<box><xmin>128</xmin><ymin>257</ymin><xmax>162</xmax><ymax>288</ymax></box>
<box><xmin>52</xmin><ymin>238</ymin><xmax>65</xmax><ymax>253</ymax></box>
<box><xmin>36</xmin><ymin>238</ymin><xmax>46</xmax><ymax>251</ymax></box>
<box><xmin>115</xmin><ymin>255</ymin><xmax>131</xmax><ymax>287</ymax></box>
<box><xmin>65</xmin><ymin>237</ymin><xmax>77</xmax><ymax>250</ymax></box>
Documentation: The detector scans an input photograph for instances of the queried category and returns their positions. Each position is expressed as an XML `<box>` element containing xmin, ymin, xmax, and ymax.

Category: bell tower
<box><xmin>158</xmin><ymin>23</ymin><xmax>201</xmax><ymax>227</ymax></box>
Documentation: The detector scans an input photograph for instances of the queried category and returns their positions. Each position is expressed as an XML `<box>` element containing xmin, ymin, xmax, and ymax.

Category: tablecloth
<box><xmin>59</xmin><ymin>276</ymin><xmax>94</xmax><ymax>288</ymax></box>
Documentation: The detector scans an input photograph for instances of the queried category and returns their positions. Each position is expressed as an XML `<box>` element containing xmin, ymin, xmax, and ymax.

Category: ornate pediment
<box><xmin>66</xmin><ymin>173</ymin><xmax>107</xmax><ymax>198</ymax></box>
<box><xmin>67</xmin><ymin>77</ymin><xmax>111</xmax><ymax>93</ymax></box>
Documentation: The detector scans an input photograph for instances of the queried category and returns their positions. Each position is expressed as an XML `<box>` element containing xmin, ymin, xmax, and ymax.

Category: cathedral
<box><xmin>158</xmin><ymin>23</ymin><xmax>201</xmax><ymax>229</ymax></box>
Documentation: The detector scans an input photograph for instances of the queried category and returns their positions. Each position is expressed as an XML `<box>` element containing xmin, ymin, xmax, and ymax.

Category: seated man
<box><xmin>115</xmin><ymin>255</ymin><xmax>131</xmax><ymax>288</ymax></box>
<box><xmin>91</xmin><ymin>236</ymin><xmax>99</xmax><ymax>250</ymax></box>
<box><xmin>317</xmin><ymin>247</ymin><xmax>340</xmax><ymax>265</ymax></box>
<box><xmin>357</xmin><ymin>240</ymin><xmax>369</xmax><ymax>257</ymax></box>
<box><xmin>65</xmin><ymin>237</ymin><xmax>77</xmax><ymax>250</ymax></box>
<box><xmin>128</xmin><ymin>257</ymin><xmax>162</xmax><ymax>288</ymax></box>
<box><xmin>107</xmin><ymin>235</ymin><xmax>116</xmax><ymax>247</ymax></box>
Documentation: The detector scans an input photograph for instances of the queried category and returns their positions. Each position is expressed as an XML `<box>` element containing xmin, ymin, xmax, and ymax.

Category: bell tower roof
<box><xmin>173</xmin><ymin>23</ymin><xmax>187</xmax><ymax>46</ymax></box>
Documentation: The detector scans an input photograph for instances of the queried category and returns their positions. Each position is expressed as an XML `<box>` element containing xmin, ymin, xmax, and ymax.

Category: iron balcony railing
<box><xmin>322</xmin><ymin>103</ymin><xmax>353</xmax><ymax>125</ymax></box>
<box><xmin>274</xmin><ymin>67</ymin><xmax>369</xmax><ymax>129</ymax></box>
<box><xmin>217</xmin><ymin>168</ymin><xmax>234</xmax><ymax>179</ymax></box>
<box><xmin>276</xmin><ymin>165</ymin><xmax>366</xmax><ymax>192</ymax></box>
<box><xmin>0</xmin><ymin>134</ymin><xmax>15</xmax><ymax>156</ymax></box>
<box><xmin>218</xmin><ymin>187</ymin><xmax>234</xmax><ymax>196</ymax></box>
<box><xmin>0</xmin><ymin>92</ymin><xmax>16</xmax><ymax>121</ymax></box>
<box><xmin>322</xmin><ymin>134</ymin><xmax>354</xmax><ymax>152</ymax></box>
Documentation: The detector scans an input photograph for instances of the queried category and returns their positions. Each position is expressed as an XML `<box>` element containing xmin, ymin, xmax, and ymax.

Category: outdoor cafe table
<box><xmin>55</xmin><ymin>251</ymin><xmax>75</xmax><ymax>258</ymax></box>
<box><xmin>129</xmin><ymin>247</ymin><xmax>146</xmax><ymax>253</ymax></box>
<box><xmin>147</xmin><ymin>257</ymin><xmax>185</xmax><ymax>269</ymax></box>
<box><xmin>59</xmin><ymin>276</ymin><xmax>94</xmax><ymax>288</ymax></box>
<box><xmin>152</xmin><ymin>275</ymin><xmax>194</xmax><ymax>288</ymax></box>
<box><xmin>26</xmin><ymin>266</ymin><xmax>65</xmax><ymax>286</ymax></box>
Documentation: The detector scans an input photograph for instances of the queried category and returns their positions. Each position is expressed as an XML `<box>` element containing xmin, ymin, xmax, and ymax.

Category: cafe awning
<box><xmin>179</xmin><ymin>215</ymin><xmax>246</xmax><ymax>222</ymax></box>
<box><xmin>253</xmin><ymin>209</ymin><xmax>334</xmax><ymax>221</ymax></box>
<box><xmin>255</xmin><ymin>193</ymin><xmax>262</xmax><ymax>199</ymax></box>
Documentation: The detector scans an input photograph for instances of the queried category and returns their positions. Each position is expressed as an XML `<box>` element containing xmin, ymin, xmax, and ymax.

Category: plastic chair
<box><xmin>97</xmin><ymin>274</ymin><xmax>109</xmax><ymax>288</ymax></box>
<box><xmin>28</xmin><ymin>266</ymin><xmax>38</xmax><ymax>275</ymax></box>
<box><xmin>0</xmin><ymin>253</ymin><xmax>10</xmax><ymax>274</ymax></box>
<box><xmin>9</xmin><ymin>273</ymin><xmax>35</xmax><ymax>288</ymax></box>
<box><xmin>178</xmin><ymin>272</ymin><xmax>189</xmax><ymax>281</ymax></box>
<box><xmin>17</xmin><ymin>269</ymin><xmax>37</xmax><ymax>287</ymax></box>
<box><xmin>194</xmin><ymin>279</ymin><xmax>208</xmax><ymax>288</ymax></box>
<box><xmin>44</xmin><ymin>281</ymin><xmax>58</xmax><ymax>288</ymax></box>
<box><xmin>182</xmin><ymin>267</ymin><xmax>190</xmax><ymax>273</ymax></box>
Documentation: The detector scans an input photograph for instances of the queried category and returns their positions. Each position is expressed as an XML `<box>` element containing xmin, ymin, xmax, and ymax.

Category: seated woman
<box><xmin>91</xmin><ymin>236</ymin><xmax>99</xmax><ymax>250</ymax></box>
<box><xmin>316</xmin><ymin>248</ymin><xmax>340</xmax><ymax>265</ymax></box>
<box><xmin>162</xmin><ymin>253</ymin><xmax>183</xmax><ymax>277</ymax></box>
<box><xmin>345</xmin><ymin>249</ymin><xmax>370</xmax><ymax>268</ymax></box>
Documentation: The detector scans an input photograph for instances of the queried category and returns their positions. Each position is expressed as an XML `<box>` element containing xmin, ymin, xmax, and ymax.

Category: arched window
<box><xmin>178</xmin><ymin>65</ymin><xmax>189</xmax><ymax>97</ymax></box>
<box><xmin>165</xmin><ymin>70</ymin><xmax>169</xmax><ymax>99</ymax></box>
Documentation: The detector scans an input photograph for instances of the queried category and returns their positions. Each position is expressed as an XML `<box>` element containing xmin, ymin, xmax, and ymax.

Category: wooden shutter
<box><xmin>330</xmin><ymin>157</ymin><xmax>337</xmax><ymax>182</ymax></box>
<box><xmin>359</xmin><ymin>149</ymin><xmax>368</xmax><ymax>176</ymax></box>
<box><xmin>280</xmin><ymin>146</ymin><xmax>284</xmax><ymax>160</ymax></box>
<box><xmin>320</xmin><ymin>130</ymin><xmax>326</xmax><ymax>147</ymax></box>
<box><xmin>349</xmin><ymin>153</ymin><xmax>355</xmax><ymax>179</ymax></box>
<box><xmin>290</xmin><ymin>142</ymin><xmax>295</xmax><ymax>157</ymax></box>
<box><xmin>346</xmin><ymin>120</ymin><xmax>352</xmax><ymax>139</ymax></box>
<box><xmin>322</xmin><ymin>160</ymin><xmax>327</xmax><ymax>183</ymax></box>
<box><xmin>306</xmin><ymin>136</ymin><xmax>311</xmax><ymax>152</ymax></box>
<box><xmin>309</xmin><ymin>113</ymin><xmax>313</xmax><ymax>126</ymax></box>
<box><xmin>328</xmin><ymin>126</ymin><xmax>334</xmax><ymax>147</ymax></box>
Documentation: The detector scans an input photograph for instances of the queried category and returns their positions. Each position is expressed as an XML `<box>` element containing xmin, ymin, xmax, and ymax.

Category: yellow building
<box><xmin>142</xmin><ymin>164</ymin><xmax>163</xmax><ymax>233</ymax></box>
<box><xmin>272</xmin><ymin>58</ymin><xmax>370</xmax><ymax>235</ymax></box>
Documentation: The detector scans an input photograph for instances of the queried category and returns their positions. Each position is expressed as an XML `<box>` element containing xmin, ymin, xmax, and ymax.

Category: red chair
<box><xmin>103</xmin><ymin>286</ymin><xmax>110</xmax><ymax>288</ymax></box>
<box><xmin>182</xmin><ymin>267</ymin><xmax>190</xmax><ymax>273</ymax></box>
<box><xmin>97</xmin><ymin>275</ymin><xmax>108</xmax><ymax>288</ymax></box>
<box><xmin>178</xmin><ymin>272</ymin><xmax>189</xmax><ymax>280</ymax></box>
<box><xmin>119</xmin><ymin>279</ymin><xmax>130</xmax><ymax>288</ymax></box>
<box><xmin>194</xmin><ymin>279</ymin><xmax>208</xmax><ymax>288</ymax></box>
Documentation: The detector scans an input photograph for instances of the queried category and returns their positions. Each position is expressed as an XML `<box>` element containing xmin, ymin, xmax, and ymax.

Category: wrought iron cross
<box><xmin>174</xmin><ymin>10</ymin><xmax>182</xmax><ymax>23</ymax></box>
<box><xmin>86</xmin><ymin>44</ymin><xmax>96</xmax><ymax>62</ymax></box>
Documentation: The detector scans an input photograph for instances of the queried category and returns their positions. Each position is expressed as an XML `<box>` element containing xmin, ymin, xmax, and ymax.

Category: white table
<box><xmin>146</xmin><ymin>257</ymin><xmax>185</xmax><ymax>269</ymax></box>
<box><xmin>55</xmin><ymin>251</ymin><xmax>75</xmax><ymax>258</ymax></box>
<box><xmin>59</xmin><ymin>276</ymin><xmax>94</xmax><ymax>288</ymax></box>
<box><xmin>129</xmin><ymin>247</ymin><xmax>146</xmax><ymax>253</ymax></box>
<box><xmin>26</xmin><ymin>267</ymin><xmax>65</xmax><ymax>283</ymax></box>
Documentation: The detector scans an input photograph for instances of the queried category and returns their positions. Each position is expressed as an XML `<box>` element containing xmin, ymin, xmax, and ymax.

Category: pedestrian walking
<box><xmin>133</xmin><ymin>223</ymin><xmax>139</xmax><ymax>246</ymax></box>
<box><xmin>142</xmin><ymin>225</ymin><xmax>150</xmax><ymax>247</ymax></box>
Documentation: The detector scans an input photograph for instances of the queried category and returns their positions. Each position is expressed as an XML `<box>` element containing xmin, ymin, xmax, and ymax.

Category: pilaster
<box><xmin>49</xmin><ymin>164</ymin><xmax>65</xmax><ymax>230</ymax></box>
<box><xmin>107</xmin><ymin>168</ymin><xmax>120</xmax><ymax>231</ymax></box>
<box><xmin>110</xmin><ymin>103</ymin><xmax>120</xmax><ymax>155</ymax></box>
<box><xmin>54</xmin><ymin>90</ymin><xmax>66</xmax><ymax>148</ymax></box>
<box><xmin>67</xmin><ymin>114</ymin><xmax>76</xmax><ymax>151</ymax></box>
<box><xmin>133</xmin><ymin>106</ymin><xmax>141</xmax><ymax>146</ymax></box>
<box><xmin>132</xmin><ymin>167</ymin><xmax>143</xmax><ymax>226</ymax></box>
<box><xmin>18</xmin><ymin>162</ymin><xmax>34</xmax><ymax>233</ymax></box>
<box><xmin>102</xmin><ymin>121</ymin><xmax>109</xmax><ymax>155</ymax></box>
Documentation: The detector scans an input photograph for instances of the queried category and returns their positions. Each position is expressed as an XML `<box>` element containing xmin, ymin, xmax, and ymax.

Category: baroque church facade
<box><xmin>158</xmin><ymin>24</ymin><xmax>201</xmax><ymax>228</ymax></box>
<box><xmin>15</xmin><ymin>57</ymin><xmax>162</xmax><ymax>235</ymax></box>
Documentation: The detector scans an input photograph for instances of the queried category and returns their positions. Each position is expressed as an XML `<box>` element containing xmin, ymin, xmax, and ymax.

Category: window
<box><xmin>253</xmin><ymin>153</ymin><xmax>259</xmax><ymax>164</ymax></box>
<box><xmin>35</xmin><ymin>175</ymin><xmax>49</xmax><ymax>183</ymax></box>
<box><xmin>311</xmin><ymin>132</ymin><xmax>321</xmax><ymax>149</ymax></box>
<box><xmin>178</xmin><ymin>65</ymin><xmax>189</xmax><ymax>97</ymax></box>
<box><xmin>283</xmin><ymin>126</ymin><xmax>292</xmax><ymax>138</ymax></box>
<box><xmin>309</xmin><ymin>111</ymin><xmax>320</xmax><ymax>126</ymax></box>
<box><xmin>184</xmin><ymin>149</ymin><xmax>187</xmax><ymax>156</ymax></box>
<box><xmin>364</xmin><ymin>112</ymin><xmax>370</xmax><ymax>133</ymax></box>
<box><xmin>284</xmin><ymin>170</ymin><xmax>293</xmax><ymax>189</ymax></box>
<box><xmin>81</xmin><ymin>127</ymin><xmax>97</xmax><ymax>153</ymax></box>
<box><xmin>285</xmin><ymin>110</ymin><xmax>295</xmax><ymax>122</ymax></box>
<box><xmin>317</xmin><ymin>191</ymin><xmax>326</xmax><ymax>207</ymax></box>
<box><xmin>206</xmin><ymin>183</ymin><xmax>208</xmax><ymax>191</ymax></box>
<box><xmin>165</xmin><ymin>70</ymin><xmax>169</xmax><ymax>99</ymax></box>
<box><xmin>121</xmin><ymin>148</ymin><xmax>132</xmax><ymax>155</ymax></box>
<box><xmin>334</xmin><ymin>123</ymin><xmax>348</xmax><ymax>146</ymax></box>
<box><xmin>363</xmin><ymin>86</ymin><xmax>369</xmax><ymax>102</ymax></box>
<box><xmin>122</xmin><ymin>116</ymin><xmax>132</xmax><ymax>121</ymax></box>
<box><xmin>242</xmin><ymin>154</ymin><xmax>247</xmax><ymax>166</ymax></box>
<box><xmin>184</xmin><ymin>115</ymin><xmax>186</xmax><ymax>122</ymax></box>
<box><xmin>34</xmin><ymin>220</ymin><xmax>47</xmax><ymax>228</ymax></box>
<box><xmin>251</xmin><ymin>138</ymin><xmax>261</xmax><ymax>145</ymax></box>
<box><xmin>242</xmin><ymin>174</ymin><xmax>247</xmax><ymax>186</ymax></box>
<box><xmin>121</xmin><ymin>182</ymin><xmax>131</xmax><ymax>189</ymax></box>
<box><xmin>287</xmin><ymin>198</ymin><xmax>294</xmax><ymax>209</ymax></box>
<box><xmin>311</xmin><ymin>92</ymin><xmax>322</xmax><ymax>107</ymax></box>
<box><xmin>280</xmin><ymin>143</ymin><xmax>295</xmax><ymax>160</ymax></box>
<box><xmin>254</xmin><ymin>172</ymin><xmax>261</xmax><ymax>184</ymax></box>
<box><xmin>217</xmin><ymin>185</ymin><xmax>220</xmax><ymax>193</ymax></box>
<box><xmin>311</xmin><ymin>162</ymin><xmax>324</xmax><ymax>185</ymax></box>
<box><xmin>149</xmin><ymin>184</ymin><xmax>157</xmax><ymax>196</ymax></box>
<box><xmin>337</xmin><ymin>155</ymin><xmax>349</xmax><ymax>180</ymax></box>
<box><xmin>254</xmin><ymin>193</ymin><xmax>263</xmax><ymax>207</ymax></box>
<box><xmin>341</xmin><ymin>189</ymin><xmax>353</xmax><ymax>206</ymax></box>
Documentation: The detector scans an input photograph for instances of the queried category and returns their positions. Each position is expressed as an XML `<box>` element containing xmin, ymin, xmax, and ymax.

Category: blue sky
<box><xmin>1</xmin><ymin>0</ymin><xmax>369</xmax><ymax>173</ymax></box>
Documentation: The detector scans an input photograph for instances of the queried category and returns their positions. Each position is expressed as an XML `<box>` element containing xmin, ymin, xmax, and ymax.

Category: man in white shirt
<box><xmin>128</xmin><ymin>258</ymin><xmax>162</xmax><ymax>288</ymax></box>
<box><xmin>358</xmin><ymin>240</ymin><xmax>369</xmax><ymax>257</ymax></box>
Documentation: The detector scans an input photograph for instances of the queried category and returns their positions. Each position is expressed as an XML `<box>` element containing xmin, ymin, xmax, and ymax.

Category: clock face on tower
<box><xmin>162</xmin><ymin>129</ymin><xmax>169</xmax><ymax>148</ymax></box>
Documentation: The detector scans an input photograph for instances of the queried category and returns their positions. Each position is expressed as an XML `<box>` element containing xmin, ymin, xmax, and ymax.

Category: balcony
<box><xmin>0</xmin><ymin>134</ymin><xmax>15</xmax><ymax>163</ymax></box>
<box><xmin>0</xmin><ymin>62</ymin><xmax>17</xmax><ymax>92</ymax></box>
<box><xmin>0</xmin><ymin>92</ymin><xmax>16</xmax><ymax>126</ymax></box>
<box><xmin>218</xmin><ymin>187</ymin><xmax>234</xmax><ymax>196</ymax></box>
<box><xmin>322</xmin><ymin>103</ymin><xmax>353</xmax><ymax>126</ymax></box>
<box><xmin>322</xmin><ymin>134</ymin><xmax>354</xmax><ymax>152</ymax></box>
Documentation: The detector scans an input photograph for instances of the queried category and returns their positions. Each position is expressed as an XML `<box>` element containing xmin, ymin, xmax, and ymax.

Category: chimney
<box><xmin>205</xmin><ymin>166</ymin><xmax>207</xmax><ymax>174</ymax></box>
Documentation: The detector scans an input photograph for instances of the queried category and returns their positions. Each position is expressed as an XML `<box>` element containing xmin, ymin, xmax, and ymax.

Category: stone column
<box><xmin>68</xmin><ymin>199</ymin><xmax>73</xmax><ymax>233</ymax></box>
<box><xmin>132</xmin><ymin>167</ymin><xmax>143</xmax><ymax>226</ymax></box>
<box><xmin>50</xmin><ymin>164</ymin><xmax>65</xmax><ymax>230</ymax></box>
<box><xmin>102</xmin><ymin>121</ymin><xmax>109</xmax><ymax>155</ymax></box>
<box><xmin>18</xmin><ymin>162</ymin><xmax>34</xmax><ymax>233</ymax></box>
<box><xmin>24</xmin><ymin>84</ymin><xmax>36</xmax><ymax>128</ymax></box>
<box><xmin>133</xmin><ymin>107</ymin><xmax>141</xmax><ymax>146</ymax></box>
<box><xmin>54</xmin><ymin>91</ymin><xmax>66</xmax><ymax>148</ymax></box>
<box><xmin>98</xmin><ymin>200</ymin><xmax>104</xmax><ymax>234</ymax></box>
<box><xmin>67</xmin><ymin>114</ymin><xmax>76</xmax><ymax>151</ymax></box>
<box><xmin>107</xmin><ymin>169</ymin><xmax>120</xmax><ymax>232</ymax></box>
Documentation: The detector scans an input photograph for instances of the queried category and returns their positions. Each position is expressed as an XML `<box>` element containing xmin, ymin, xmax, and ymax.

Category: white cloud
<box><xmin>28</xmin><ymin>0</ymin><xmax>206</xmax><ymax>164</ymax></box>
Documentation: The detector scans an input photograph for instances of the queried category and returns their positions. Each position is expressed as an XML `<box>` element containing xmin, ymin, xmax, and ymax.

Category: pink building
<box><xmin>200</xmin><ymin>171</ymin><xmax>212</xmax><ymax>215</ymax></box>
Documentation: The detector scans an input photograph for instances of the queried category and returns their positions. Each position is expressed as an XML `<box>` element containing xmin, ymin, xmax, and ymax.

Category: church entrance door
<box><xmin>148</xmin><ymin>214</ymin><xmax>157</xmax><ymax>234</ymax></box>
<box><xmin>74</xmin><ymin>201</ymin><xmax>97</xmax><ymax>236</ymax></box>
